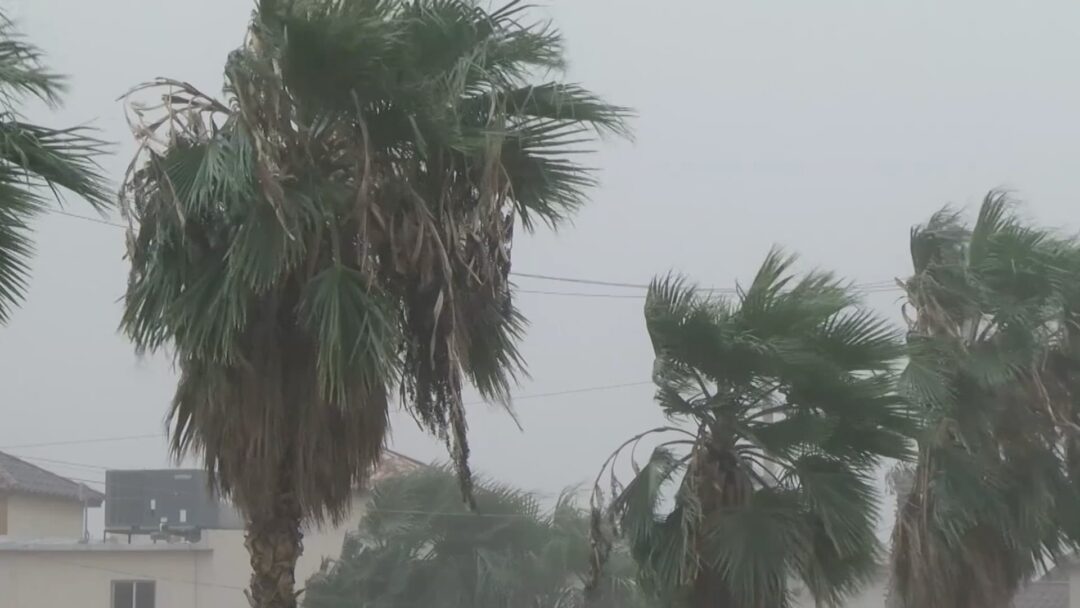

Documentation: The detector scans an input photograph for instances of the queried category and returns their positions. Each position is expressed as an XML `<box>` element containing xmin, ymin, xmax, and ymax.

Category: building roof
<box><xmin>0</xmin><ymin>451</ymin><xmax>104</xmax><ymax>507</ymax></box>
<box><xmin>0</xmin><ymin>448</ymin><xmax>420</xmax><ymax>509</ymax></box>
<box><xmin>370</xmin><ymin>449</ymin><xmax>425</xmax><ymax>484</ymax></box>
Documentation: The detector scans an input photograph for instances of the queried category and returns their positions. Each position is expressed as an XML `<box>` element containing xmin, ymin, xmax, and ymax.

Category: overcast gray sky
<box><xmin>3</xmin><ymin>0</ymin><xmax>1080</xmax><ymax>529</ymax></box>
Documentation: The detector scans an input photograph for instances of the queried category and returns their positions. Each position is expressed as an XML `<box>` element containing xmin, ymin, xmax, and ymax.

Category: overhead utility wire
<box><xmin>44</xmin><ymin>208</ymin><xmax>905</xmax><ymax>295</ymax></box>
<box><xmin>0</xmin><ymin>433</ymin><xmax>165</xmax><ymax>450</ymax></box>
<box><xmin>0</xmin><ymin>380</ymin><xmax>648</xmax><ymax>451</ymax></box>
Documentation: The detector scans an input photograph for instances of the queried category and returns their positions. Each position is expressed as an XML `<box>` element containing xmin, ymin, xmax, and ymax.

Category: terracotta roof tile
<box><xmin>0</xmin><ymin>451</ymin><xmax>104</xmax><ymax>506</ymax></box>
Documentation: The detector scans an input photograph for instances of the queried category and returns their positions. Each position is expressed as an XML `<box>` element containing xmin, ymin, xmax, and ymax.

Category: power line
<box><xmin>43</xmin><ymin>207</ymin><xmax>905</xmax><ymax>295</ymax></box>
<box><xmin>0</xmin><ymin>431</ymin><xmax>163</xmax><ymax>451</ymax></box>
<box><xmin>516</xmin><ymin>289</ymin><xmax>646</xmax><ymax>300</ymax></box>
<box><xmin>472</xmin><ymin>380</ymin><xmax>652</xmax><ymax>404</ymax></box>
<box><xmin>511</xmin><ymin>271</ymin><xmax>900</xmax><ymax>294</ymax></box>
<box><xmin>49</xmin><ymin>208</ymin><xmax>125</xmax><ymax>228</ymax></box>
<box><xmin>510</xmin><ymin>271</ymin><xmax>655</xmax><ymax>290</ymax></box>
<box><xmin>11</xmin><ymin>381</ymin><xmax>657</xmax><ymax>495</ymax></box>
<box><xmin>2</xmin><ymin>380</ymin><xmax>652</xmax><ymax>453</ymax></box>
<box><xmin>13</xmin><ymin>454</ymin><xmax>113</xmax><ymax>471</ymax></box>
<box><xmin>53</xmin><ymin>473</ymin><xmax>573</xmax><ymax>520</ymax></box>
<box><xmin>516</xmin><ymin>285</ymin><xmax>902</xmax><ymax>298</ymax></box>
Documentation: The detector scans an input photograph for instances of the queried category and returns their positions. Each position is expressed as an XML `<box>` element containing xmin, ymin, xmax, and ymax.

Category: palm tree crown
<box><xmin>891</xmin><ymin>192</ymin><xmax>1080</xmax><ymax>608</ymax></box>
<box><xmin>592</xmin><ymin>251</ymin><xmax>911</xmax><ymax>608</ymax></box>
<box><xmin>0</xmin><ymin>15</ymin><xmax>110</xmax><ymax>322</ymax></box>
<box><xmin>119</xmin><ymin>1</ymin><xmax>628</xmax><ymax>605</ymax></box>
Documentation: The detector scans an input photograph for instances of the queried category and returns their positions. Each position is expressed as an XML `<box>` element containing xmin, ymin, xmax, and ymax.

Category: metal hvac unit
<box><xmin>104</xmin><ymin>469</ymin><xmax>243</xmax><ymax>540</ymax></box>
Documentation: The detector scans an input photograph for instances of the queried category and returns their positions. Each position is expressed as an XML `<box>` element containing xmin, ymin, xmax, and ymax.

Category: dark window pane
<box><xmin>135</xmin><ymin>581</ymin><xmax>156</xmax><ymax>608</ymax></box>
<box><xmin>112</xmin><ymin>581</ymin><xmax>133</xmax><ymax>608</ymax></box>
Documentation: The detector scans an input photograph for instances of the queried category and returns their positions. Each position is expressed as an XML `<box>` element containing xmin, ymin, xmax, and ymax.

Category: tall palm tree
<box><xmin>890</xmin><ymin>192</ymin><xmax>1080</xmax><ymax>608</ymax></box>
<box><xmin>118</xmin><ymin>1</ymin><xmax>629</xmax><ymax>606</ymax></box>
<box><xmin>591</xmin><ymin>251</ymin><xmax>911</xmax><ymax>608</ymax></box>
<box><xmin>0</xmin><ymin>15</ymin><xmax>110</xmax><ymax>322</ymax></box>
<box><xmin>304</xmin><ymin>467</ymin><xmax>648</xmax><ymax>608</ymax></box>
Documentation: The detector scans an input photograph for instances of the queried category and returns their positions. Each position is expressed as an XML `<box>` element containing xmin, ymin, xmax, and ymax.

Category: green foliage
<box><xmin>891</xmin><ymin>191</ymin><xmax>1080</xmax><ymax>608</ymax></box>
<box><xmin>120</xmin><ymin>0</ymin><xmax>629</xmax><ymax>527</ymax></box>
<box><xmin>303</xmin><ymin>467</ymin><xmax>650</xmax><ymax>608</ymax></box>
<box><xmin>593</xmin><ymin>251</ymin><xmax>909</xmax><ymax>608</ymax></box>
<box><xmin>0</xmin><ymin>15</ymin><xmax>110</xmax><ymax>323</ymax></box>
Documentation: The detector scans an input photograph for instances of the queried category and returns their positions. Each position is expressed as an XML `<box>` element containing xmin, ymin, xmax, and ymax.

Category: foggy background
<box><xmin>2</xmin><ymin>0</ymin><xmax>1080</xmax><ymax>537</ymax></box>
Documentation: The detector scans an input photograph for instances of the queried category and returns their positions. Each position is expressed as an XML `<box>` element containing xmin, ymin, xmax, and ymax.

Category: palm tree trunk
<box><xmin>690</xmin><ymin>439</ymin><xmax>752</xmax><ymax>608</ymax></box>
<box><xmin>245</xmin><ymin>482</ymin><xmax>304</xmax><ymax>608</ymax></box>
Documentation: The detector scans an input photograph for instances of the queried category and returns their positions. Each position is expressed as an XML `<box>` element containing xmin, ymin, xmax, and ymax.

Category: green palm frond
<box><xmin>119</xmin><ymin>12</ymin><xmax>630</xmax><ymax>604</ymax></box>
<box><xmin>0</xmin><ymin>16</ymin><xmax>63</xmax><ymax>106</ymax></box>
<box><xmin>0</xmin><ymin>15</ymin><xmax>110</xmax><ymax>323</ymax></box>
<box><xmin>305</xmin><ymin>467</ymin><xmax>652</xmax><ymax>608</ymax></box>
<box><xmin>891</xmin><ymin>191</ymin><xmax>1080</xmax><ymax>608</ymax></box>
<box><xmin>594</xmin><ymin>252</ymin><xmax>907</xmax><ymax>607</ymax></box>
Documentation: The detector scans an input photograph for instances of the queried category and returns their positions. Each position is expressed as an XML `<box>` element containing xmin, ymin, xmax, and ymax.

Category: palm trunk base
<box><xmin>245</xmin><ymin>494</ymin><xmax>304</xmax><ymax>608</ymax></box>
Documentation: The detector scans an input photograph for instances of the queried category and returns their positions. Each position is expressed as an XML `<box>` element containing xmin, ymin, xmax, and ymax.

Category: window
<box><xmin>111</xmin><ymin>581</ymin><xmax>155</xmax><ymax>608</ymax></box>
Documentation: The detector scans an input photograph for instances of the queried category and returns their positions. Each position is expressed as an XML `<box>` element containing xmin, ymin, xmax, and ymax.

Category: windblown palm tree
<box><xmin>304</xmin><ymin>467</ymin><xmax>648</xmax><ymax>608</ymax></box>
<box><xmin>118</xmin><ymin>1</ymin><xmax>628</xmax><ymax>606</ymax></box>
<box><xmin>0</xmin><ymin>15</ymin><xmax>110</xmax><ymax>322</ymax></box>
<box><xmin>591</xmin><ymin>251</ymin><xmax>911</xmax><ymax>608</ymax></box>
<box><xmin>890</xmin><ymin>192</ymin><xmax>1080</xmax><ymax>608</ymax></box>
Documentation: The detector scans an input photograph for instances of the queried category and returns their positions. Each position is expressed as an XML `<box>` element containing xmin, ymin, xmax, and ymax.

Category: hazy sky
<box><xmin>3</xmin><ymin>0</ymin><xmax>1080</xmax><ymax>531</ymax></box>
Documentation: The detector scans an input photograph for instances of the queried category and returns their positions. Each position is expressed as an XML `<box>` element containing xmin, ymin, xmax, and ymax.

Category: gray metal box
<box><xmin>105</xmin><ymin>469</ymin><xmax>243</xmax><ymax>535</ymax></box>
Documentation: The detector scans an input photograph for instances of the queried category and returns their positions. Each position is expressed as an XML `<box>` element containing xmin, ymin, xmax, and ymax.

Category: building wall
<box><xmin>194</xmin><ymin>499</ymin><xmax>369</xmax><ymax>606</ymax></box>
<box><xmin>5</xmin><ymin>494</ymin><xmax>84</xmax><ymax>539</ymax></box>
<box><xmin>1067</xmin><ymin>564</ymin><xmax>1080</xmax><ymax>608</ymax></box>
<box><xmin>0</xmin><ymin>549</ymin><xmax>207</xmax><ymax>608</ymax></box>
<box><xmin>0</xmin><ymin>495</ymin><xmax>368</xmax><ymax>608</ymax></box>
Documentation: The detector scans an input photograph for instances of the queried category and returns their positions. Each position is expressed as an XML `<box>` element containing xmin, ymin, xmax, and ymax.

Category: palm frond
<box><xmin>0</xmin><ymin>16</ymin><xmax>110</xmax><ymax>322</ymax></box>
<box><xmin>119</xmin><ymin>10</ymin><xmax>630</xmax><ymax>603</ymax></box>
<box><xmin>0</xmin><ymin>16</ymin><xmax>63</xmax><ymax>106</ymax></box>
<box><xmin>307</xmin><ymin>467</ymin><xmax>651</xmax><ymax>608</ymax></box>
<box><xmin>595</xmin><ymin>252</ymin><xmax>907</xmax><ymax>606</ymax></box>
<box><xmin>892</xmin><ymin>191</ymin><xmax>1080</xmax><ymax>608</ymax></box>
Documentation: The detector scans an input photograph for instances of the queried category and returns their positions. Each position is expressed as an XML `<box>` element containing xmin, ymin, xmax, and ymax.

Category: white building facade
<box><xmin>0</xmin><ymin>450</ymin><xmax>420</xmax><ymax>608</ymax></box>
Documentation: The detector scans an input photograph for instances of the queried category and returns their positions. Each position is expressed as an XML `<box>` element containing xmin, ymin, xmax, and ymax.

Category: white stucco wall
<box><xmin>194</xmin><ymin>498</ymin><xmax>369</xmax><ymax>605</ymax></box>
<box><xmin>4</xmin><ymin>494</ymin><xmax>85</xmax><ymax>540</ymax></box>
<box><xmin>0</xmin><ymin>546</ymin><xmax>208</xmax><ymax>608</ymax></box>
<box><xmin>0</xmin><ymin>497</ymin><xmax>368</xmax><ymax>608</ymax></box>
<box><xmin>1067</xmin><ymin>563</ymin><xmax>1080</xmax><ymax>608</ymax></box>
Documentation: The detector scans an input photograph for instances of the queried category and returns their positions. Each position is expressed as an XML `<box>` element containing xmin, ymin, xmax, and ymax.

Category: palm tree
<box><xmin>304</xmin><ymin>467</ymin><xmax>648</xmax><ymax>608</ymax></box>
<box><xmin>118</xmin><ymin>1</ymin><xmax>629</xmax><ymax>606</ymax></box>
<box><xmin>590</xmin><ymin>251</ymin><xmax>911</xmax><ymax>608</ymax></box>
<box><xmin>0</xmin><ymin>15</ymin><xmax>110</xmax><ymax>322</ymax></box>
<box><xmin>890</xmin><ymin>192</ymin><xmax>1080</xmax><ymax>608</ymax></box>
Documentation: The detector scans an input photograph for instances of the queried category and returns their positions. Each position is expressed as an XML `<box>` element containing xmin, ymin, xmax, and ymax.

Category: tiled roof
<box><xmin>0</xmin><ymin>449</ymin><xmax>419</xmax><ymax>507</ymax></box>
<box><xmin>370</xmin><ymin>450</ymin><xmax>425</xmax><ymax>483</ymax></box>
<box><xmin>0</xmin><ymin>451</ymin><xmax>104</xmax><ymax>506</ymax></box>
<box><xmin>1013</xmin><ymin>582</ymin><xmax>1069</xmax><ymax>608</ymax></box>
